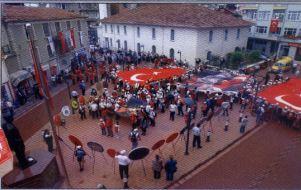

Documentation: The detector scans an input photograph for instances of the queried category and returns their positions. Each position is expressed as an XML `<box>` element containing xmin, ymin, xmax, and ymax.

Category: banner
<box><xmin>70</xmin><ymin>29</ymin><xmax>76</xmax><ymax>48</ymax></box>
<box><xmin>65</xmin><ymin>30</ymin><xmax>72</xmax><ymax>50</ymax></box>
<box><xmin>269</xmin><ymin>19</ymin><xmax>279</xmax><ymax>33</ymax></box>
<box><xmin>0</xmin><ymin>128</ymin><xmax>13</xmax><ymax>177</ymax></box>
<box><xmin>47</xmin><ymin>36</ymin><xmax>56</xmax><ymax>55</ymax></box>
<box><xmin>79</xmin><ymin>31</ymin><xmax>83</xmax><ymax>47</ymax></box>
<box><xmin>58</xmin><ymin>31</ymin><xmax>66</xmax><ymax>54</ymax></box>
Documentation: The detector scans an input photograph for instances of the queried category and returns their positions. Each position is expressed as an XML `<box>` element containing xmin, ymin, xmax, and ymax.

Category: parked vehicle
<box><xmin>272</xmin><ymin>56</ymin><xmax>293</xmax><ymax>73</ymax></box>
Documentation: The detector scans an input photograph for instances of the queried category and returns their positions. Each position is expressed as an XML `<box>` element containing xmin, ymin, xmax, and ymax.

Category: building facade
<box><xmin>1</xmin><ymin>5</ymin><xmax>89</xmax><ymax>103</ymax></box>
<box><xmin>238</xmin><ymin>4</ymin><xmax>301</xmax><ymax>62</ymax></box>
<box><xmin>100</xmin><ymin>4</ymin><xmax>252</xmax><ymax>66</ymax></box>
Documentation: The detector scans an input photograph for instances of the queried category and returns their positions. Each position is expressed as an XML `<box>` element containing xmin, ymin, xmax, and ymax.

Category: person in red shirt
<box><xmin>106</xmin><ymin>117</ymin><xmax>114</xmax><ymax>137</ymax></box>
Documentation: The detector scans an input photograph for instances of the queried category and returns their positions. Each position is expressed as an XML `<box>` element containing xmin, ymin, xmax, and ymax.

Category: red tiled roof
<box><xmin>101</xmin><ymin>4</ymin><xmax>253</xmax><ymax>29</ymax></box>
<box><xmin>2</xmin><ymin>5</ymin><xmax>87</xmax><ymax>23</ymax></box>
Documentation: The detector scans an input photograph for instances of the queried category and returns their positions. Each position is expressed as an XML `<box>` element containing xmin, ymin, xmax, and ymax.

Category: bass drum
<box><xmin>61</xmin><ymin>106</ymin><xmax>71</xmax><ymax>117</ymax></box>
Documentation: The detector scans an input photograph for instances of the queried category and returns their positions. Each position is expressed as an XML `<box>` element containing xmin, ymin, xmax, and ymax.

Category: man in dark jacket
<box><xmin>164</xmin><ymin>155</ymin><xmax>177</xmax><ymax>181</ymax></box>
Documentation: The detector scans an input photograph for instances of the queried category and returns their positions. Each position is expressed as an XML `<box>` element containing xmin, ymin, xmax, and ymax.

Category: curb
<box><xmin>165</xmin><ymin>123</ymin><xmax>261</xmax><ymax>189</ymax></box>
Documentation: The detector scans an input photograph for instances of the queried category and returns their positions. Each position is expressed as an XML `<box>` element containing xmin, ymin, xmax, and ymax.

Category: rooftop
<box><xmin>101</xmin><ymin>4</ymin><xmax>253</xmax><ymax>29</ymax></box>
<box><xmin>2</xmin><ymin>5</ymin><xmax>87</xmax><ymax>23</ymax></box>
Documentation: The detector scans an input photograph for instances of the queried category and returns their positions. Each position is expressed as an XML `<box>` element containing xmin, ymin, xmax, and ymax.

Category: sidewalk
<box><xmin>25</xmin><ymin>99</ymin><xmax>257</xmax><ymax>189</ymax></box>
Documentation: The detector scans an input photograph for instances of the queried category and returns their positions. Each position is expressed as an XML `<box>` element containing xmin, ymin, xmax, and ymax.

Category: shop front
<box><xmin>288</xmin><ymin>42</ymin><xmax>301</xmax><ymax>62</ymax></box>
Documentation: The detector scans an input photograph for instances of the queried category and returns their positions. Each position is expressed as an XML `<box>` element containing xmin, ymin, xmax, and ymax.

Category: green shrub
<box><xmin>246</xmin><ymin>50</ymin><xmax>261</xmax><ymax>63</ymax></box>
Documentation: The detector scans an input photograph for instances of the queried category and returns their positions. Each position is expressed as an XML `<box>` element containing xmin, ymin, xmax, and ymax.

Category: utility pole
<box><xmin>27</xmin><ymin>24</ymin><xmax>71</xmax><ymax>187</ymax></box>
<box><xmin>185</xmin><ymin>114</ymin><xmax>192</xmax><ymax>155</ymax></box>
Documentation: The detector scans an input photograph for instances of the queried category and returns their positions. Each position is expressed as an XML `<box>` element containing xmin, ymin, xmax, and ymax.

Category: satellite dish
<box><xmin>61</xmin><ymin>106</ymin><xmax>71</xmax><ymax>117</ymax></box>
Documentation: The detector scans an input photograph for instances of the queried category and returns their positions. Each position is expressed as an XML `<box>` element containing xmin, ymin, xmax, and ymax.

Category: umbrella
<box><xmin>184</xmin><ymin>97</ymin><xmax>193</xmax><ymax>106</ymax></box>
<box><xmin>126</xmin><ymin>97</ymin><xmax>146</xmax><ymax>108</ymax></box>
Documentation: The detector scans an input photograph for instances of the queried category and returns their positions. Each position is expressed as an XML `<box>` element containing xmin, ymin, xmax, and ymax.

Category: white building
<box><xmin>100</xmin><ymin>4</ymin><xmax>252</xmax><ymax>66</ymax></box>
<box><xmin>238</xmin><ymin>4</ymin><xmax>301</xmax><ymax>62</ymax></box>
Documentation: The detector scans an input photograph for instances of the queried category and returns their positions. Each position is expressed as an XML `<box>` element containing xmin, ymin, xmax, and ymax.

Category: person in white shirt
<box><xmin>192</xmin><ymin>124</ymin><xmax>202</xmax><ymax>148</ymax></box>
<box><xmin>115</xmin><ymin>150</ymin><xmax>131</xmax><ymax>180</ymax></box>
<box><xmin>91</xmin><ymin>102</ymin><xmax>98</xmax><ymax>119</ymax></box>
<box><xmin>169</xmin><ymin>103</ymin><xmax>177</xmax><ymax>121</ymax></box>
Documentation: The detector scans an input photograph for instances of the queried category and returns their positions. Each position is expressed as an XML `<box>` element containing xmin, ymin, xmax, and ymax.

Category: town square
<box><xmin>1</xmin><ymin>2</ymin><xmax>301</xmax><ymax>189</ymax></box>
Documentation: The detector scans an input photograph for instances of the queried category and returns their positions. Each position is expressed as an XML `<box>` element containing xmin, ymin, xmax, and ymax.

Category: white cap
<box><xmin>76</xmin><ymin>145</ymin><xmax>82</xmax><ymax>149</ymax></box>
<box><xmin>120</xmin><ymin>150</ymin><xmax>126</xmax><ymax>155</ymax></box>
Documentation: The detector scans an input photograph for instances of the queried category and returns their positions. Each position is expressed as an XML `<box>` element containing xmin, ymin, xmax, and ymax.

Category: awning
<box><xmin>9</xmin><ymin>70</ymin><xmax>32</xmax><ymax>87</ymax></box>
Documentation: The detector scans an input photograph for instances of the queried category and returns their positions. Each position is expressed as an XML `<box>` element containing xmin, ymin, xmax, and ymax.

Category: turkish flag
<box><xmin>258</xmin><ymin>78</ymin><xmax>301</xmax><ymax>111</ymax></box>
<box><xmin>117</xmin><ymin>68</ymin><xmax>186</xmax><ymax>85</ymax></box>
<box><xmin>70</xmin><ymin>29</ymin><xmax>76</xmax><ymax>48</ymax></box>
<box><xmin>269</xmin><ymin>19</ymin><xmax>279</xmax><ymax>33</ymax></box>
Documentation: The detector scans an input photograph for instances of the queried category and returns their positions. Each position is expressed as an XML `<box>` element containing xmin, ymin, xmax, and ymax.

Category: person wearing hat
<box><xmin>115</xmin><ymin>150</ymin><xmax>131</xmax><ymax>180</ymax></box>
<box><xmin>74</xmin><ymin>145</ymin><xmax>86</xmax><ymax>171</ymax></box>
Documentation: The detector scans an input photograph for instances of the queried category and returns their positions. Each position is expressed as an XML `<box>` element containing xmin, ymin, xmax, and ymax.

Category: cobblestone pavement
<box><xmin>175</xmin><ymin>123</ymin><xmax>301</xmax><ymax>189</ymax></box>
<box><xmin>25</xmin><ymin>88</ymin><xmax>257</xmax><ymax>189</ymax></box>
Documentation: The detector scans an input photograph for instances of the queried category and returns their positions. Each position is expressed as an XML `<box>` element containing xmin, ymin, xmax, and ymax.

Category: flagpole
<box><xmin>27</xmin><ymin>24</ymin><xmax>71</xmax><ymax>187</ymax></box>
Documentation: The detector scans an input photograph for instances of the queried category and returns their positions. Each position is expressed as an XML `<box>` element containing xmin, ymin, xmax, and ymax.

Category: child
<box><xmin>239</xmin><ymin>111</ymin><xmax>243</xmax><ymax>123</ymax></box>
<box><xmin>114</xmin><ymin>121</ymin><xmax>120</xmax><ymax>138</ymax></box>
<box><xmin>99</xmin><ymin>118</ymin><xmax>106</xmax><ymax>136</ymax></box>
<box><xmin>206</xmin><ymin>129</ymin><xmax>211</xmax><ymax>142</ymax></box>
<box><xmin>224</xmin><ymin>118</ymin><xmax>229</xmax><ymax>131</ymax></box>
<box><xmin>74</xmin><ymin>145</ymin><xmax>86</xmax><ymax>171</ymax></box>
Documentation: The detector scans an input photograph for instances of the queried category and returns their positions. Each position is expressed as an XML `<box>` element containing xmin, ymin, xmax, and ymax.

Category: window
<box><xmin>117</xmin><ymin>40</ymin><xmax>120</xmax><ymax>49</ymax></box>
<box><xmin>209</xmin><ymin>30</ymin><xmax>213</xmax><ymax>42</ymax></box>
<box><xmin>77</xmin><ymin>20</ymin><xmax>81</xmax><ymax>31</ymax></box>
<box><xmin>117</xmin><ymin>25</ymin><xmax>120</xmax><ymax>34</ymax></box>
<box><xmin>270</xmin><ymin>27</ymin><xmax>281</xmax><ymax>35</ymax></box>
<box><xmin>110</xmin><ymin>25</ymin><xmax>113</xmax><ymax>33</ymax></box>
<box><xmin>42</xmin><ymin>23</ymin><xmax>50</xmax><ymax>36</ymax></box>
<box><xmin>55</xmin><ymin>22</ymin><xmax>61</xmax><ymax>33</ymax></box>
<box><xmin>284</xmin><ymin>28</ymin><xmax>297</xmax><ymax>36</ymax></box>
<box><xmin>152</xmin><ymin>28</ymin><xmax>156</xmax><ymax>39</ymax></box>
<box><xmin>272</xmin><ymin>10</ymin><xmax>285</xmax><ymax>21</ymax></box>
<box><xmin>110</xmin><ymin>38</ymin><xmax>112</xmax><ymax>47</ymax></box>
<box><xmin>207</xmin><ymin>51</ymin><xmax>212</xmax><ymax>61</ymax></box>
<box><xmin>257</xmin><ymin>11</ymin><xmax>270</xmax><ymax>21</ymax></box>
<box><xmin>236</xmin><ymin>28</ymin><xmax>240</xmax><ymax>39</ymax></box>
<box><xmin>124</xmin><ymin>25</ymin><xmax>127</xmax><ymax>35</ymax></box>
<box><xmin>137</xmin><ymin>43</ymin><xmax>141</xmax><ymax>52</ymax></box>
<box><xmin>152</xmin><ymin>45</ymin><xmax>156</xmax><ymax>54</ymax></box>
<box><xmin>47</xmin><ymin>44</ymin><xmax>54</xmax><ymax>57</ymax></box>
<box><xmin>256</xmin><ymin>26</ymin><xmax>268</xmax><ymax>34</ymax></box>
<box><xmin>105</xmin><ymin>24</ymin><xmax>107</xmax><ymax>33</ymax></box>
<box><xmin>66</xmin><ymin>21</ymin><xmax>71</xmax><ymax>30</ymax></box>
<box><xmin>170</xmin><ymin>29</ymin><xmax>175</xmax><ymax>41</ymax></box>
<box><xmin>287</xmin><ymin>11</ymin><xmax>301</xmax><ymax>21</ymax></box>
<box><xmin>137</xmin><ymin>27</ymin><xmax>140</xmax><ymax>38</ymax></box>
<box><xmin>169</xmin><ymin>48</ymin><xmax>174</xmax><ymax>59</ymax></box>
<box><xmin>244</xmin><ymin>10</ymin><xmax>257</xmax><ymax>20</ymax></box>
<box><xmin>124</xmin><ymin>40</ymin><xmax>127</xmax><ymax>50</ymax></box>
<box><xmin>224</xmin><ymin>29</ymin><xmax>228</xmax><ymax>41</ymax></box>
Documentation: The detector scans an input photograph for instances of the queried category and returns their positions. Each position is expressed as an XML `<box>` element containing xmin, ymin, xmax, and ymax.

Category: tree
<box><xmin>247</xmin><ymin>50</ymin><xmax>260</xmax><ymax>63</ymax></box>
<box><xmin>229</xmin><ymin>51</ymin><xmax>244</xmax><ymax>69</ymax></box>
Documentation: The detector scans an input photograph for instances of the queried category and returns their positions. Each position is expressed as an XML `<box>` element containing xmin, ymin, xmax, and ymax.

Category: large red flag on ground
<box><xmin>258</xmin><ymin>78</ymin><xmax>301</xmax><ymax>112</ymax></box>
<box><xmin>269</xmin><ymin>19</ymin><xmax>279</xmax><ymax>33</ymax></box>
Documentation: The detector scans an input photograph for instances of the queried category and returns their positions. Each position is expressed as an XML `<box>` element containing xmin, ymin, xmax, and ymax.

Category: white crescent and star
<box><xmin>153</xmin><ymin>72</ymin><xmax>161</xmax><ymax>75</ymax></box>
<box><xmin>275</xmin><ymin>94</ymin><xmax>301</xmax><ymax>111</ymax></box>
<box><xmin>130</xmin><ymin>73</ymin><xmax>146</xmax><ymax>82</ymax></box>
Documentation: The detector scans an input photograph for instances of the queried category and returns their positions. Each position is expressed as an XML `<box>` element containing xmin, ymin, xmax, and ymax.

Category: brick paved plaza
<box><xmin>24</xmin><ymin>81</ymin><xmax>257</xmax><ymax>189</ymax></box>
